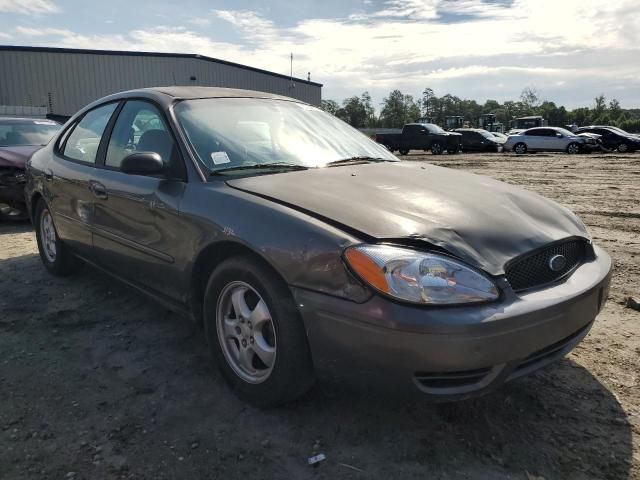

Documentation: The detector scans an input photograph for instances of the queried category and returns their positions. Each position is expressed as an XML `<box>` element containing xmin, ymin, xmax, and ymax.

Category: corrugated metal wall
<box><xmin>0</xmin><ymin>49</ymin><xmax>322</xmax><ymax>116</ymax></box>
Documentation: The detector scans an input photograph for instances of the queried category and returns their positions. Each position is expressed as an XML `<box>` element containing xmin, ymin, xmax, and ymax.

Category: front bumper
<box><xmin>0</xmin><ymin>168</ymin><xmax>27</xmax><ymax>219</ymax></box>
<box><xmin>293</xmin><ymin>245</ymin><xmax>611</xmax><ymax>400</ymax></box>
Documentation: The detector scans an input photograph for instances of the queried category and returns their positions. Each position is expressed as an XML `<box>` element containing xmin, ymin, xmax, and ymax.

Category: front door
<box><xmin>90</xmin><ymin>100</ymin><xmax>188</xmax><ymax>301</ymax></box>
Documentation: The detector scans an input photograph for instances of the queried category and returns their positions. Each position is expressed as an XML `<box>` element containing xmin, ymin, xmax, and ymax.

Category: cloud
<box><xmin>0</xmin><ymin>0</ymin><xmax>58</xmax><ymax>15</ymax></box>
<box><xmin>9</xmin><ymin>0</ymin><xmax>640</xmax><ymax>108</ymax></box>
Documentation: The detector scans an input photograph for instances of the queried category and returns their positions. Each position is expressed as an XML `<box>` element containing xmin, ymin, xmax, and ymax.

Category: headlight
<box><xmin>344</xmin><ymin>244</ymin><xmax>499</xmax><ymax>305</ymax></box>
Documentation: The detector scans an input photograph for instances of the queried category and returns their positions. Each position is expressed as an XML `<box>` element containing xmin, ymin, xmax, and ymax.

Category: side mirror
<box><xmin>556</xmin><ymin>133</ymin><xmax>563</xmax><ymax>138</ymax></box>
<box><xmin>121</xmin><ymin>152</ymin><xmax>164</xmax><ymax>175</ymax></box>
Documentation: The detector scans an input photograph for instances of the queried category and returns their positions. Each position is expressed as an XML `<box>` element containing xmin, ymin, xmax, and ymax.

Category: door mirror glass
<box><xmin>556</xmin><ymin>132</ymin><xmax>563</xmax><ymax>137</ymax></box>
<box><xmin>120</xmin><ymin>152</ymin><xmax>164</xmax><ymax>175</ymax></box>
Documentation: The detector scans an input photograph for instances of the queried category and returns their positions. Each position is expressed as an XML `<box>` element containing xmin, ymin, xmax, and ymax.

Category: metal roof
<box><xmin>0</xmin><ymin>45</ymin><xmax>323</xmax><ymax>87</ymax></box>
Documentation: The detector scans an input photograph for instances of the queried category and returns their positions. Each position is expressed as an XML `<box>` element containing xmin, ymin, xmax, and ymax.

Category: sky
<box><xmin>1</xmin><ymin>0</ymin><xmax>640</xmax><ymax>112</ymax></box>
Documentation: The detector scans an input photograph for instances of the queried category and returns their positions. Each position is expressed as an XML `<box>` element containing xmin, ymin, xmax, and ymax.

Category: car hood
<box><xmin>0</xmin><ymin>145</ymin><xmax>41</xmax><ymax>168</ymax></box>
<box><xmin>226</xmin><ymin>162</ymin><xmax>588</xmax><ymax>275</ymax></box>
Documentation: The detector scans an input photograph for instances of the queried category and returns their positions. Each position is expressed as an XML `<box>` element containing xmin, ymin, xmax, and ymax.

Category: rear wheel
<box><xmin>566</xmin><ymin>142</ymin><xmax>580</xmax><ymax>154</ymax></box>
<box><xmin>399</xmin><ymin>149</ymin><xmax>410</xmax><ymax>155</ymax></box>
<box><xmin>513</xmin><ymin>142</ymin><xmax>527</xmax><ymax>154</ymax></box>
<box><xmin>204</xmin><ymin>256</ymin><xmax>314</xmax><ymax>407</ymax></box>
<box><xmin>431</xmin><ymin>142</ymin><xmax>443</xmax><ymax>155</ymax></box>
<box><xmin>34</xmin><ymin>199</ymin><xmax>80</xmax><ymax>276</ymax></box>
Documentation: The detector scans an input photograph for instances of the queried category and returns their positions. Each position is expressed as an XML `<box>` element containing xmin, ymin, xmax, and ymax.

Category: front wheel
<box><xmin>617</xmin><ymin>142</ymin><xmax>629</xmax><ymax>153</ymax></box>
<box><xmin>34</xmin><ymin>199</ymin><xmax>80</xmax><ymax>276</ymax></box>
<box><xmin>399</xmin><ymin>149</ymin><xmax>410</xmax><ymax>155</ymax></box>
<box><xmin>204</xmin><ymin>256</ymin><xmax>314</xmax><ymax>407</ymax></box>
<box><xmin>566</xmin><ymin>142</ymin><xmax>581</xmax><ymax>154</ymax></box>
<box><xmin>431</xmin><ymin>142</ymin><xmax>443</xmax><ymax>155</ymax></box>
<box><xmin>513</xmin><ymin>142</ymin><xmax>527</xmax><ymax>154</ymax></box>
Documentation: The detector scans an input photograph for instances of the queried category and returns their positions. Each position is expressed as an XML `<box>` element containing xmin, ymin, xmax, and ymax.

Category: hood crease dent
<box><xmin>226</xmin><ymin>162</ymin><xmax>588</xmax><ymax>276</ymax></box>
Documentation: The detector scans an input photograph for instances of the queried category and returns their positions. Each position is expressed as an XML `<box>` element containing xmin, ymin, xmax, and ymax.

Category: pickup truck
<box><xmin>375</xmin><ymin>123</ymin><xmax>463</xmax><ymax>155</ymax></box>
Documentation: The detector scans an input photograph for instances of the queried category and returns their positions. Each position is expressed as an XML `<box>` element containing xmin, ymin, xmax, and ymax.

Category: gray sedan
<box><xmin>25</xmin><ymin>87</ymin><xmax>611</xmax><ymax>406</ymax></box>
<box><xmin>504</xmin><ymin>126</ymin><xmax>596</xmax><ymax>154</ymax></box>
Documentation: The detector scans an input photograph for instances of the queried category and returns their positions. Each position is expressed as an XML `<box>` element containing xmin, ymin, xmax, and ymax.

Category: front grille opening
<box><xmin>414</xmin><ymin>367</ymin><xmax>492</xmax><ymax>389</ymax></box>
<box><xmin>505</xmin><ymin>239</ymin><xmax>588</xmax><ymax>292</ymax></box>
<box><xmin>516</xmin><ymin>322</ymin><xmax>591</xmax><ymax>372</ymax></box>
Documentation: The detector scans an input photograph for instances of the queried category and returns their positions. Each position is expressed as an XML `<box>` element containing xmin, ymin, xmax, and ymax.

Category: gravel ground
<box><xmin>0</xmin><ymin>151</ymin><xmax>639</xmax><ymax>480</ymax></box>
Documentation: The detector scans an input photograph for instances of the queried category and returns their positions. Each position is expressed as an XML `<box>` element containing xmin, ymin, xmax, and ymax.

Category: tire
<box><xmin>513</xmin><ymin>143</ymin><xmax>527</xmax><ymax>154</ymax></box>
<box><xmin>617</xmin><ymin>142</ymin><xmax>629</xmax><ymax>153</ymax></box>
<box><xmin>203</xmin><ymin>256</ymin><xmax>314</xmax><ymax>407</ymax></box>
<box><xmin>431</xmin><ymin>142</ymin><xmax>443</xmax><ymax>155</ymax></box>
<box><xmin>566</xmin><ymin>142</ymin><xmax>580</xmax><ymax>154</ymax></box>
<box><xmin>34</xmin><ymin>199</ymin><xmax>80</xmax><ymax>276</ymax></box>
<box><xmin>399</xmin><ymin>149</ymin><xmax>410</xmax><ymax>156</ymax></box>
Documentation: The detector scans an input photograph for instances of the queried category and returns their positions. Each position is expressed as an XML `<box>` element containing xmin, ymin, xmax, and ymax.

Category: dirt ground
<box><xmin>1</xmin><ymin>151</ymin><xmax>639</xmax><ymax>480</ymax></box>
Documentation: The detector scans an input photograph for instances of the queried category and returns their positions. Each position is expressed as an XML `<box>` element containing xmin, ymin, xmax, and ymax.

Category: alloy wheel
<box><xmin>216</xmin><ymin>281</ymin><xmax>277</xmax><ymax>384</ymax></box>
<box><xmin>40</xmin><ymin>209</ymin><xmax>57</xmax><ymax>263</ymax></box>
<box><xmin>567</xmin><ymin>143</ymin><xmax>580</xmax><ymax>154</ymax></box>
<box><xmin>618</xmin><ymin>143</ymin><xmax>628</xmax><ymax>153</ymax></box>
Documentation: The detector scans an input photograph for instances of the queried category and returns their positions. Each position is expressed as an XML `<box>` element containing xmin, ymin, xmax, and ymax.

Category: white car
<box><xmin>504</xmin><ymin>127</ymin><xmax>595</xmax><ymax>154</ymax></box>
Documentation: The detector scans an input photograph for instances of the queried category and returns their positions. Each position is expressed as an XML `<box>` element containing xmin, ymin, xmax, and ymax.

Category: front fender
<box><xmin>180</xmin><ymin>181</ymin><xmax>372</xmax><ymax>303</ymax></box>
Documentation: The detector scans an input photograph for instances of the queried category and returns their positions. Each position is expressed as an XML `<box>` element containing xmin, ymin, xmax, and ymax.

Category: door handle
<box><xmin>89</xmin><ymin>180</ymin><xmax>108</xmax><ymax>200</ymax></box>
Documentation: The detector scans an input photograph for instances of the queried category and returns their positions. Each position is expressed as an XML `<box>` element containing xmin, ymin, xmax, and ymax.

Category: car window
<box><xmin>524</xmin><ymin>129</ymin><xmax>541</xmax><ymax>136</ymax></box>
<box><xmin>62</xmin><ymin>103</ymin><xmax>118</xmax><ymax>164</ymax></box>
<box><xmin>105</xmin><ymin>100</ymin><xmax>177</xmax><ymax>169</ymax></box>
<box><xmin>404</xmin><ymin>125</ymin><xmax>420</xmax><ymax>134</ymax></box>
<box><xmin>0</xmin><ymin>120</ymin><xmax>60</xmax><ymax>146</ymax></box>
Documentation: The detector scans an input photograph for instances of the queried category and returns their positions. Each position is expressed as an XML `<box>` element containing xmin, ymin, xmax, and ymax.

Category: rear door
<box><xmin>90</xmin><ymin>99</ymin><xmax>187</xmax><ymax>300</ymax></box>
<box><xmin>47</xmin><ymin>102</ymin><xmax>120</xmax><ymax>257</ymax></box>
<box><xmin>522</xmin><ymin>129</ymin><xmax>544</xmax><ymax>150</ymax></box>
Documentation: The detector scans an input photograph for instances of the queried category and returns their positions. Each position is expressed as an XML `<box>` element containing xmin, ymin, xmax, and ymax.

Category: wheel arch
<box><xmin>29</xmin><ymin>191</ymin><xmax>44</xmax><ymax>224</ymax></box>
<box><xmin>188</xmin><ymin>240</ymin><xmax>291</xmax><ymax>326</ymax></box>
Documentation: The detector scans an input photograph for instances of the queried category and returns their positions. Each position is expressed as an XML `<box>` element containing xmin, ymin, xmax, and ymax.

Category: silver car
<box><xmin>504</xmin><ymin>127</ymin><xmax>592</xmax><ymax>154</ymax></box>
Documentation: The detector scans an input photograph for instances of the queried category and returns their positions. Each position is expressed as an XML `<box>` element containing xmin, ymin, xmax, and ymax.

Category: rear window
<box><xmin>0</xmin><ymin>120</ymin><xmax>60</xmax><ymax>146</ymax></box>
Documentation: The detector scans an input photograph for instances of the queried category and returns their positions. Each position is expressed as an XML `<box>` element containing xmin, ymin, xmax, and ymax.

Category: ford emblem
<box><xmin>549</xmin><ymin>254</ymin><xmax>567</xmax><ymax>272</ymax></box>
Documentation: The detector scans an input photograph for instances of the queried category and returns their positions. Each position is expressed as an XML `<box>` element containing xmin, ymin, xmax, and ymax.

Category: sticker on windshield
<box><xmin>211</xmin><ymin>151</ymin><xmax>231</xmax><ymax>165</ymax></box>
<box><xmin>34</xmin><ymin>120</ymin><xmax>57</xmax><ymax>125</ymax></box>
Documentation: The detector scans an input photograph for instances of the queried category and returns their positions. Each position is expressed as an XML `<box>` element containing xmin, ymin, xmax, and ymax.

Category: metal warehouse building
<box><xmin>0</xmin><ymin>45</ymin><xmax>322</xmax><ymax>120</ymax></box>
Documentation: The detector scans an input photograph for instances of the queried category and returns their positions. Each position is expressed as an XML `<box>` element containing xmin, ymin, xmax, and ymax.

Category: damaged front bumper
<box><xmin>0</xmin><ymin>167</ymin><xmax>28</xmax><ymax>219</ymax></box>
<box><xmin>293</xmin><ymin>244</ymin><xmax>611</xmax><ymax>400</ymax></box>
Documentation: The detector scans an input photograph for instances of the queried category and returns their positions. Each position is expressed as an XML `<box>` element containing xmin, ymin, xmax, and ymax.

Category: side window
<box><xmin>62</xmin><ymin>103</ymin><xmax>118</xmax><ymax>164</ymax></box>
<box><xmin>105</xmin><ymin>100</ymin><xmax>176</xmax><ymax>169</ymax></box>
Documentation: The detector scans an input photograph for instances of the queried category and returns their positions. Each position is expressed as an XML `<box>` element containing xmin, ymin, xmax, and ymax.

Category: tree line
<box><xmin>320</xmin><ymin>87</ymin><xmax>640</xmax><ymax>132</ymax></box>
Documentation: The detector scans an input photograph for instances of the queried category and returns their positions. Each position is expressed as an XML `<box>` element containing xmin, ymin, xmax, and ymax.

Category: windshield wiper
<box><xmin>210</xmin><ymin>163</ymin><xmax>309</xmax><ymax>175</ymax></box>
<box><xmin>325</xmin><ymin>156</ymin><xmax>393</xmax><ymax>167</ymax></box>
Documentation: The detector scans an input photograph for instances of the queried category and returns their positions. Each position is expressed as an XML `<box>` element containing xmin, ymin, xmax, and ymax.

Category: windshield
<box><xmin>174</xmin><ymin>98</ymin><xmax>397</xmax><ymax>172</ymax></box>
<box><xmin>424</xmin><ymin>123</ymin><xmax>444</xmax><ymax>133</ymax></box>
<box><xmin>479</xmin><ymin>130</ymin><xmax>495</xmax><ymax>139</ymax></box>
<box><xmin>0</xmin><ymin>120</ymin><xmax>60</xmax><ymax>146</ymax></box>
<box><xmin>555</xmin><ymin>127</ymin><xmax>576</xmax><ymax>136</ymax></box>
<box><xmin>608</xmin><ymin>126</ymin><xmax>630</xmax><ymax>135</ymax></box>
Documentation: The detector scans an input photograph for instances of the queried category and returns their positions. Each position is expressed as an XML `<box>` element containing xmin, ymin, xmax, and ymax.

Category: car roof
<box><xmin>0</xmin><ymin>117</ymin><xmax>60</xmax><ymax>124</ymax></box>
<box><xmin>72</xmin><ymin>86</ymin><xmax>311</xmax><ymax>123</ymax></box>
<box><xmin>119</xmin><ymin>86</ymin><xmax>300</xmax><ymax>103</ymax></box>
<box><xmin>578</xmin><ymin>125</ymin><xmax>617</xmax><ymax>130</ymax></box>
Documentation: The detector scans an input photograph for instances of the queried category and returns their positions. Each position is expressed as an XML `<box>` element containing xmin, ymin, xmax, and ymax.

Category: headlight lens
<box><xmin>344</xmin><ymin>244</ymin><xmax>499</xmax><ymax>305</ymax></box>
